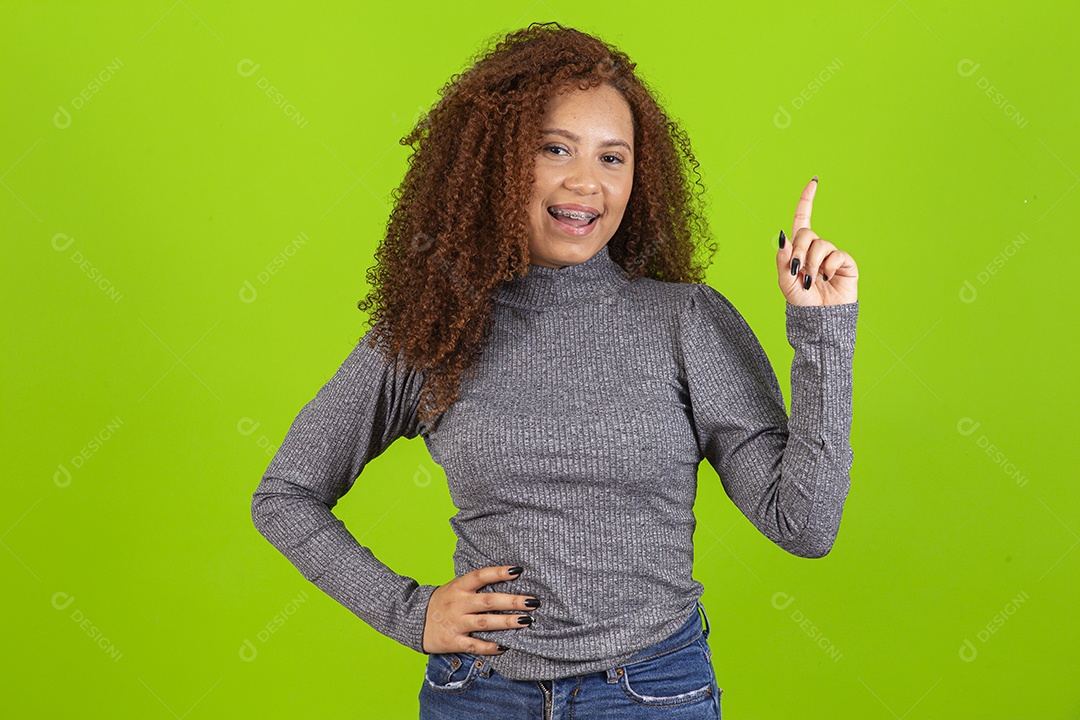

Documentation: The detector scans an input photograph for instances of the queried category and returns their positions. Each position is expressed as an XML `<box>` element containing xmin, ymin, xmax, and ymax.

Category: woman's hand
<box><xmin>777</xmin><ymin>177</ymin><xmax>859</xmax><ymax>306</ymax></box>
<box><xmin>422</xmin><ymin>565</ymin><xmax>539</xmax><ymax>655</ymax></box>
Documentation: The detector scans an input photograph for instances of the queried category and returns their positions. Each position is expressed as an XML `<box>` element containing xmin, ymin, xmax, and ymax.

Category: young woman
<box><xmin>251</xmin><ymin>21</ymin><xmax>859</xmax><ymax>718</ymax></box>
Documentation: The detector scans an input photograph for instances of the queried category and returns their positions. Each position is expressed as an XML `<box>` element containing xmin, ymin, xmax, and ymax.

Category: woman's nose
<box><xmin>563</xmin><ymin>158</ymin><xmax>600</xmax><ymax>194</ymax></box>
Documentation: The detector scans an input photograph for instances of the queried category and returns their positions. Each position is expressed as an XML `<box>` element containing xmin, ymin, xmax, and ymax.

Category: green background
<box><xmin>3</xmin><ymin>1</ymin><xmax>1075</xmax><ymax>717</ymax></box>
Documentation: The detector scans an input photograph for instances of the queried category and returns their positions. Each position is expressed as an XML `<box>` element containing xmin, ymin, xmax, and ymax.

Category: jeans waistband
<box><xmin>615</xmin><ymin>599</ymin><xmax>711</xmax><ymax>668</ymax></box>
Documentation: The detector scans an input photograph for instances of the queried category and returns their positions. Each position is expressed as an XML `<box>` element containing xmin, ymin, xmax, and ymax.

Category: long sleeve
<box><xmin>250</xmin><ymin>325</ymin><xmax>438</xmax><ymax>653</ymax></box>
<box><xmin>679</xmin><ymin>283</ymin><xmax>859</xmax><ymax>558</ymax></box>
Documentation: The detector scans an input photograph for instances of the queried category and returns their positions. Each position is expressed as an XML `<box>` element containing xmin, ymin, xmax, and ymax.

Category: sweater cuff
<box><xmin>401</xmin><ymin>583</ymin><xmax>440</xmax><ymax>654</ymax></box>
<box><xmin>785</xmin><ymin>301</ymin><xmax>859</xmax><ymax>356</ymax></box>
<box><xmin>784</xmin><ymin>300</ymin><xmax>858</xmax><ymax>442</ymax></box>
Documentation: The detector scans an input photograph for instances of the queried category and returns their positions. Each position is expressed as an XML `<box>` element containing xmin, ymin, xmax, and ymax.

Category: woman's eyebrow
<box><xmin>541</xmin><ymin>127</ymin><xmax>632</xmax><ymax>153</ymax></box>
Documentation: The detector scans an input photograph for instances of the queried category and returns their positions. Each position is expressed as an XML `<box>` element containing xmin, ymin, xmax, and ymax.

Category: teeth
<box><xmin>550</xmin><ymin>207</ymin><xmax>597</xmax><ymax>220</ymax></box>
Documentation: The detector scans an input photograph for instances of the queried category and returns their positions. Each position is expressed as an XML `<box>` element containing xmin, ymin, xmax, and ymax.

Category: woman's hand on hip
<box><xmin>422</xmin><ymin>565</ymin><xmax>539</xmax><ymax>655</ymax></box>
<box><xmin>778</xmin><ymin>177</ymin><xmax>859</xmax><ymax>306</ymax></box>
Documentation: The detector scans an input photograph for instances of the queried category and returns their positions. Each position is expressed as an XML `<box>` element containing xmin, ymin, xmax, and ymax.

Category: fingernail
<box><xmin>517</xmin><ymin>615</ymin><xmax>534</xmax><ymax>625</ymax></box>
<box><xmin>790</xmin><ymin>257</ymin><xmax>800</xmax><ymax>276</ymax></box>
<box><xmin>525</xmin><ymin>598</ymin><xmax>542</xmax><ymax>608</ymax></box>
<box><xmin>497</xmin><ymin>645</ymin><xmax>509</xmax><ymax>652</ymax></box>
<box><xmin>508</xmin><ymin>566</ymin><xmax>523</xmax><ymax>576</ymax></box>
<box><xmin>822</xmin><ymin>273</ymin><xmax>828</xmax><ymax>281</ymax></box>
<box><xmin>811</xmin><ymin>175</ymin><xmax>818</xmax><ymax>183</ymax></box>
<box><xmin>778</xmin><ymin>229</ymin><xmax>786</xmax><ymax>249</ymax></box>
<box><xmin>803</xmin><ymin>273</ymin><xmax>812</xmax><ymax>290</ymax></box>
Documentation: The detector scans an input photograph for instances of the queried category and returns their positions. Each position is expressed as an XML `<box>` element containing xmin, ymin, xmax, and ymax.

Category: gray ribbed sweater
<box><xmin>250</xmin><ymin>243</ymin><xmax>859</xmax><ymax>680</ymax></box>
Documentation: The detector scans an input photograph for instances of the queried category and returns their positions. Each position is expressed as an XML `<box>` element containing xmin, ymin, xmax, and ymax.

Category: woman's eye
<box><xmin>543</xmin><ymin>145</ymin><xmax>624</xmax><ymax>165</ymax></box>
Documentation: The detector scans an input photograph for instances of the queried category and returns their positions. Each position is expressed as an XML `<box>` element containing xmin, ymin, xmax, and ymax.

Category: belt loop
<box><xmin>696</xmin><ymin>599</ymin><xmax>711</xmax><ymax>639</ymax></box>
<box><xmin>606</xmin><ymin>667</ymin><xmax>621</xmax><ymax>684</ymax></box>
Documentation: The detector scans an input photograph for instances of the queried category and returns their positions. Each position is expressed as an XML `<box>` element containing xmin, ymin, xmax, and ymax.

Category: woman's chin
<box><xmin>527</xmin><ymin>238</ymin><xmax>609</xmax><ymax>268</ymax></box>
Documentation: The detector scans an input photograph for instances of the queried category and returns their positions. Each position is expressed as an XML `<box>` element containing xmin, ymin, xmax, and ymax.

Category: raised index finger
<box><xmin>792</xmin><ymin>176</ymin><xmax>818</xmax><ymax>240</ymax></box>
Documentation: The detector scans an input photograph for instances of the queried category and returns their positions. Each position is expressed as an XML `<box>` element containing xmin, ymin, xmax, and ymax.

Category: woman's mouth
<box><xmin>547</xmin><ymin>206</ymin><xmax>599</xmax><ymax>235</ymax></box>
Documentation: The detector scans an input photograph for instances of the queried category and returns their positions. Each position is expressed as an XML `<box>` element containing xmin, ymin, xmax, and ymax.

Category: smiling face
<box><xmin>525</xmin><ymin>83</ymin><xmax>635</xmax><ymax>268</ymax></box>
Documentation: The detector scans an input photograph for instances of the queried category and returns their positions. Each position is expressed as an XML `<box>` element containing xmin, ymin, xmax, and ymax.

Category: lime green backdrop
<box><xmin>3</xmin><ymin>1</ymin><xmax>1075</xmax><ymax>717</ymax></box>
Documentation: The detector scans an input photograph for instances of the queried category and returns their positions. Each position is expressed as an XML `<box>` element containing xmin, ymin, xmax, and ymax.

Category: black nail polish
<box><xmin>803</xmin><ymin>273</ymin><xmax>812</xmax><ymax>290</ymax></box>
<box><xmin>508</xmin><ymin>566</ymin><xmax>523</xmax><ymax>576</ymax></box>
<box><xmin>525</xmin><ymin>598</ymin><xmax>542</xmax><ymax>608</ymax></box>
<box><xmin>822</xmin><ymin>273</ymin><xmax>828</xmax><ymax>281</ymax></box>
<box><xmin>497</xmin><ymin>645</ymin><xmax>509</xmax><ymax>652</ymax></box>
<box><xmin>517</xmin><ymin>615</ymin><xmax>534</xmax><ymax>625</ymax></box>
<box><xmin>778</xmin><ymin>230</ymin><xmax>786</xmax><ymax>249</ymax></box>
<box><xmin>790</xmin><ymin>257</ymin><xmax>800</xmax><ymax>276</ymax></box>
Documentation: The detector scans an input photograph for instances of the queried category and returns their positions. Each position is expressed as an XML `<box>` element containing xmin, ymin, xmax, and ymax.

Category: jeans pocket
<box><xmin>619</xmin><ymin>638</ymin><xmax>717</xmax><ymax>708</ymax></box>
<box><xmin>423</xmin><ymin>652</ymin><xmax>482</xmax><ymax>695</ymax></box>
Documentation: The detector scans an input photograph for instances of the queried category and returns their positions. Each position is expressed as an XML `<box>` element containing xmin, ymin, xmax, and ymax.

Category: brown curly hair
<box><xmin>356</xmin><ymin>21</ymin><xmax>717</xmax><ymax>433</ymax></box>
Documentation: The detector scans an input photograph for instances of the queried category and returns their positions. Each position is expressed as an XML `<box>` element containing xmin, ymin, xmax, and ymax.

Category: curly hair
<box><xmin>356</xmin><ymin>21</ymin><xmax>717</xmax><ymax>433</ymax></box>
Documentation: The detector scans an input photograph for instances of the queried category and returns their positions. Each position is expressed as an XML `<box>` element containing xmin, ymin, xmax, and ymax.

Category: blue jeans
<box><xmin>418</xmin><ymin>600</ymin><xmax>721</xmax><ymax>719</ymax></box>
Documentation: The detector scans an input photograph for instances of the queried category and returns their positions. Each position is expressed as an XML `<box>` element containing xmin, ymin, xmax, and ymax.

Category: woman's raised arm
<box><xmin>679</xmin><ymin>283</ymin><xmax>859</xmax><ymax>558</ymax></box>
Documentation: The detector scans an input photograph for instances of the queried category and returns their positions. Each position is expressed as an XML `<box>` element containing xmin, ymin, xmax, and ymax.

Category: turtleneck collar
<box><xmin>495</xmin><ymin>243</ymin><xmax>630</xmax><ymax>310</ymax></box>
